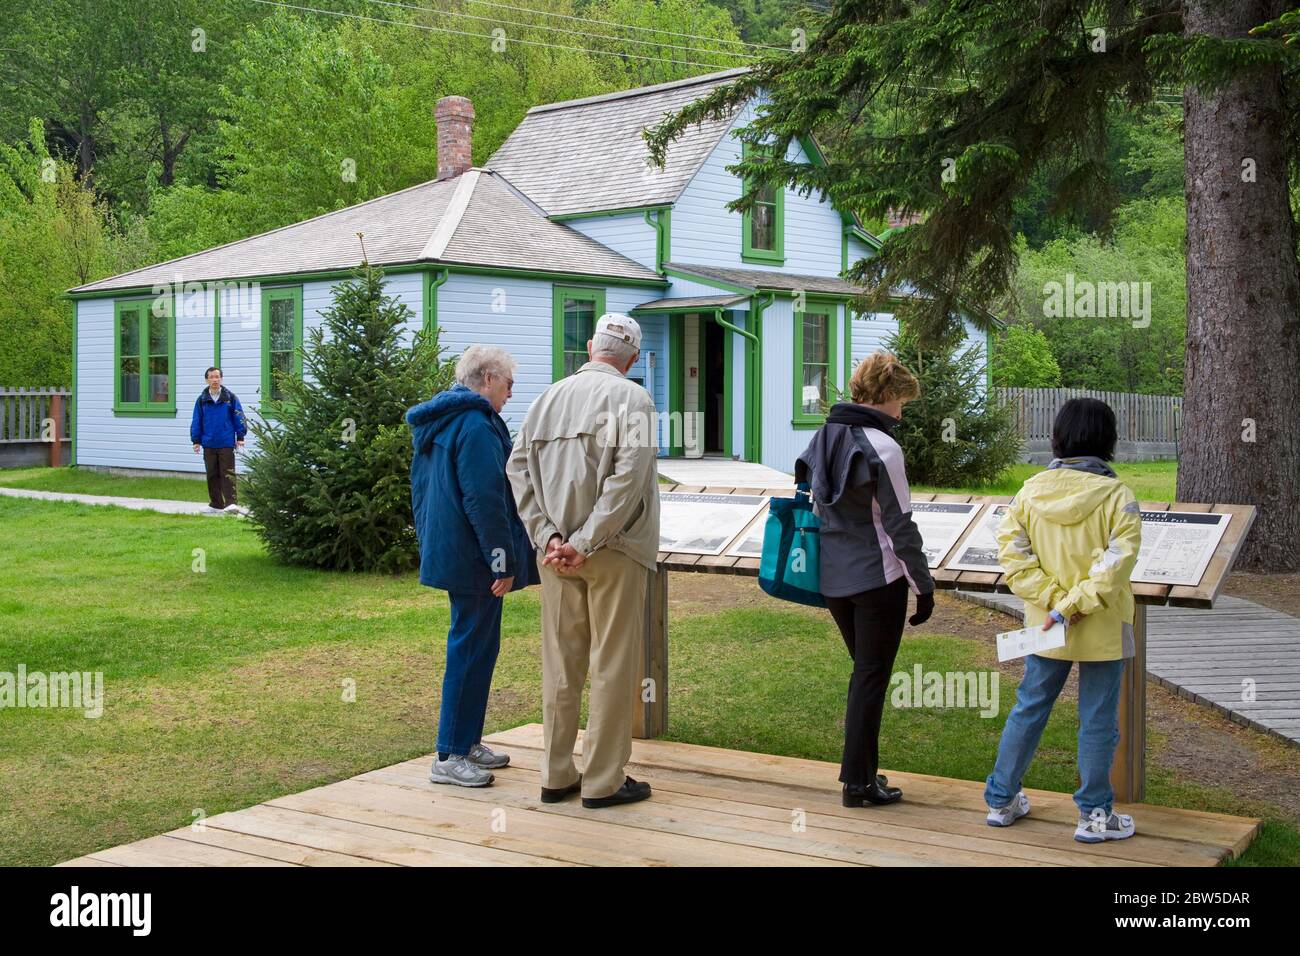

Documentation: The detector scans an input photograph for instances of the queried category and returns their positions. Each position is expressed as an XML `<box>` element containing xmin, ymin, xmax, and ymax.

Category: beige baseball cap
<box><xmin>595</xmin><ymin>313</ymin><xmax>642</xmax><ymax>350</ymax></box>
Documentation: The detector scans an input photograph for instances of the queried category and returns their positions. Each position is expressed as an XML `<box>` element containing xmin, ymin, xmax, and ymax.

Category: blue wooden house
<box><xmin>68</xmin><ymin>68</ymin><xmax>989</xmax><ymax>475</ymax></box>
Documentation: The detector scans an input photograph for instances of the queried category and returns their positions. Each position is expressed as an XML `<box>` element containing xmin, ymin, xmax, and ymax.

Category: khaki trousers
<box><xmin>539</xmin><ymin>547</ymin><xmax>648</xmax><ymax>799</ymax></box>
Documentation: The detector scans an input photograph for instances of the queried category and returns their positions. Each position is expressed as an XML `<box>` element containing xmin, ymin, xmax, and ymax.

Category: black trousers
<box><xmin>202</xmin><ymin>445</ymin><xmax>237</xmax><ymax>509</ymax></box>
<box><xmin>825</xmin><ymin>576</ymin><xmax>909</xmax><ymax>785</ymax></box>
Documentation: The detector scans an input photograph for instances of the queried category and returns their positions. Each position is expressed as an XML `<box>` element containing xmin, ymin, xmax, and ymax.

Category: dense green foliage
<box><xmin>990</xmin><ymin>325</ymin><xmax>1061</xmax><ymax>389</ymax></box>
<box><xmin>240</xmin><ymin>268</ymin><xmax>454</xmax><ymax>572</ymax></box>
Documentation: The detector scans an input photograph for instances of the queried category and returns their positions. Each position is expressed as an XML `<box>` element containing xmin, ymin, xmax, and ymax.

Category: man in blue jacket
<box><xmin>190</xmin><ymin>367</ymin><xmax>247</xmax><ymax>511</ymax></box>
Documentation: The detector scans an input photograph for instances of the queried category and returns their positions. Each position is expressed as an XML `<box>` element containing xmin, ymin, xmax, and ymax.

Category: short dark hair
<box><xmin>205</xmin><ymin>367</ymin><xmax>221</xmax><ymax>378</ymax></box>
<box><xmin>1051</xmin><ymin>397</ymin><xmax>1118</xmax><ymax>460</ymax></box>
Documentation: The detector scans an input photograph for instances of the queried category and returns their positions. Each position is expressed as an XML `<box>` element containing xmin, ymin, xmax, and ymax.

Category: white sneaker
<box><xmin>986</xmin><ymin>791</ymin><xmax>1030</xmax><ymax>827</ymax></box>
<box><xmin>1074</xmin><ymin>808</ymin><xmax>1136</xmax><ymax>843</ymax></box>
<box><xmin>466</xmin><ymin>742</ymin><xmax>510</xmax><ymax>769</ymax></box>
<box><xmin>429</xmin><ymin>754</ymin><xmax>494</xmax><ymax>787</ymax></box>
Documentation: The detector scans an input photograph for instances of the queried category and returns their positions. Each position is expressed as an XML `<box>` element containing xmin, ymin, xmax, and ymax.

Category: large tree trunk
<box><xmin>1180</xmin><ymin>0</ymin><xmax>1300</xmax><ymax>570</ymax></box>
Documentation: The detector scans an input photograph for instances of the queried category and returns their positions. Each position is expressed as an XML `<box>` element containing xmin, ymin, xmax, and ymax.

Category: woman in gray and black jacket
<box><xmin>796</xmin><ymin>351</ymin><xmax>935</xmax><ymax>808</ymax></box>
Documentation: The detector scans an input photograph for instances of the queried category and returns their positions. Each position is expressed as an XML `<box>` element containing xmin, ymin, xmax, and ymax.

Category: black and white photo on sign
<box><xmin>658</xmin><ymin>492</ymin><xmax>767</xmax><ymax>555</ymax></box>
<box><xmin>945</xmin><ymin>504</ymin><xmax>1011</xmax><ymax>572</ymax></box>
<box><xmin>909</xmin><ymin>501</ymin><xmax>982</xmax><ymax>568</ymax></box>
<box><xmin>724</xmin><ymin>506</ymin><xmax>771</xmax><ymax>559</ymax></box>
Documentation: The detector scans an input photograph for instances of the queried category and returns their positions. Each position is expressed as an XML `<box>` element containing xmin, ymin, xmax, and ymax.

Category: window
<box><xmin>261</xmin><ymin>286</ymin><xmax>303</xmax><ymax>403</ymax></box>
<box><xmin>741</xmin><ymin>143</ymin><xmax>784</xmax><ymax>264</ymax></box>
<box><xmin>793</xmin><ymin>307</ymin><xmax>837</xmax><ymax>426</ymax></box>
<box><xmin>114</xmin><ymin>296</ymin><xmax>175</xmax><ymax>415</ymax></box>
<box><xmin>552</xmin><ymin>285</ymin><xmax>606</xmax><ymax>380</ymax></box>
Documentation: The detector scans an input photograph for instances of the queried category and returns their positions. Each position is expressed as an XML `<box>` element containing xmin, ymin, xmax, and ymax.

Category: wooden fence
<box><xmin>996</xmin><ymin>387</ymin><xmax>1181</xmax><ymax>461</ymax></box>
<box><xmin>0</xmin><ymin>387</ymin><xmax>71</xmax><ymax>467</ymax></box>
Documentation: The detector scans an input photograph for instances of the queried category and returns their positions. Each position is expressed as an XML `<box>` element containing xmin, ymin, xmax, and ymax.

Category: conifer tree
<box><xmin>241</xmin><ymin>267</ymin><xmax>453</xmax><ymax>572</ymax></box>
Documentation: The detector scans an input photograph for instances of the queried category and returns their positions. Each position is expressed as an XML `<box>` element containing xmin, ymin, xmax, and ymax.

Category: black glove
<box><xmin>908</xmin><ymin>591</ymin><xmax>934</xmax><ymax>627</ymax></box>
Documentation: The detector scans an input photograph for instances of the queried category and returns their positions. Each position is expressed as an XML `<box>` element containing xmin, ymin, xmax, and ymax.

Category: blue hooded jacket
<box><xmin>406</xmin><ymin>384</ymin><xmax>539</xmax><ymax>596</ymax></box>
<box><xmin>190</xmin><ymin>386</ymin><xmax>247</xmax><ymax>448</ymax></box>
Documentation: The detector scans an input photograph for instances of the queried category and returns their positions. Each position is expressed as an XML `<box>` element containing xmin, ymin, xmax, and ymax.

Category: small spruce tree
<box><xmin>241</xmin><ymin>266</ymin><xmax>454</xmax><ymax>572</ymax></box>
<box><xmin>885</xmin><ymin>327</ymin><xmax>1022</xmax><ymax>487</ymax></box>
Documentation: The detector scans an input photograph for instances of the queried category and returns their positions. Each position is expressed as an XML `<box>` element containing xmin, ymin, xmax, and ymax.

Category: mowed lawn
<box><xmin>0</xmin><ymin>465</ymin><xmax>210</xmax><ymax>502</ymax></box>
<box><xmin>3</xmin><ymin>459</ymin><xmax>1180</xmax><ymax>504</ymax></box>
<box><xmin>913</xmin><ymin>460</ymin><xmax>1178</xmax><ymax>501</ymax></box>
<box><xmin>2</xmin><ymin>466</ymin><xmax>1293</xmax><ymax>867</ymax></box>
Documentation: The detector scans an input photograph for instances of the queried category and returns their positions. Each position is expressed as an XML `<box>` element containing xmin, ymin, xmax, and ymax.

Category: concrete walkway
<box><xmin>0</xmin><ymin>486</ymin><xmax>243</xmax><ymax>516</ymax></box>
<box><xmin>658</xmin><ymin>457</ymin><xmax>793</xmax><ymax>487</ymax></box>
<box><xmin>956</xmin><ymin>590</ymin><xmax>1300</xmax><ymax>748</ymax></box>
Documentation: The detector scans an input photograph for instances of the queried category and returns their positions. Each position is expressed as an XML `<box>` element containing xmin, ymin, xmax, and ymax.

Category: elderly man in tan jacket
<box><xmin>507</xmin><ymin>313</ymin><xmax>660</xmax><ymax>809</ymax></box>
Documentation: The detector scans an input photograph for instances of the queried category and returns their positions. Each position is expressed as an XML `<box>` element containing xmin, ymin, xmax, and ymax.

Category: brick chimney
<box><xmin>435</xmin><ymin>95</ymin><xmax>475</xmax><ymax>180</ymax></box>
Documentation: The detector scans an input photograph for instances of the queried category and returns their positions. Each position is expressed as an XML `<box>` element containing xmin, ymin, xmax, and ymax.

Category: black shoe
<box><xmin>582</xmin><ymin>776</ymin><xmax>652</xmax><ymax>809</ymax></box>
<box><xmin>842</xmin><ymin>778</ymin><xmax>903</xmax><ymax>807</ymax></box>
<box><xmin>540</xmin><ymin>776</ymin><xmax>582</xmax><ymax>804</ymax></box>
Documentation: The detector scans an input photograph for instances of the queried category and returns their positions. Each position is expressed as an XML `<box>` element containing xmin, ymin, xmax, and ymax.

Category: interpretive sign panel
<box><xmin>1132</xmin><ymin>511</ymin><xmax>1231</xmax><ymax>587</ymax></box>
<box><xmin>911</xmin><ymin>501</ymin><xmax>982</xmax><ymax>569</ymax></box>
<box><xmin>658</xmin><ymin>492</ymin><xmax>767</xmax><ymax>555</ymax></box>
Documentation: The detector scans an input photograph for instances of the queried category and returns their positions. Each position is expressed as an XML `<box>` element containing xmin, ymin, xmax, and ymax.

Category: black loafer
<box><xmin>540</xmin><ymin>776</ymin><xmax>582</xmax><ymax>804</ymax></box>
<box><xmin>842</xmin><ymin>779</ymin><xmax>903</xmax><ymax>807</ymax></box>
<box><xmin>581</xmin><ymin>776</ymin><xmax>652</xmax><ymax>809</ymax></box>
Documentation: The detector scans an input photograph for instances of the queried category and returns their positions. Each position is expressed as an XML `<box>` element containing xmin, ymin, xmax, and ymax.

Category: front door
<box><xmin>678</xmin><ymin>312</ymin><xmax>730</xmax><ymax>458</ymax></box>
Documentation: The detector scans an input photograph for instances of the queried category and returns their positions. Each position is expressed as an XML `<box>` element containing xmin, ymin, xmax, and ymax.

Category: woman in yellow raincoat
<box><xmin>983</xmin><ymin>398</ymin><xmax>1142</xmax><ymax>843</ymax></box>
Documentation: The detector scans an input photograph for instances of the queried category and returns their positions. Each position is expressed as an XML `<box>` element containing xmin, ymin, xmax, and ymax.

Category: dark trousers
<box><xmin>202</xmin><ymin>446</ymin><xmax>237</xmax><ymax>508</ymax></box>
<box><xmin>825</xmin><ymin>576</ymin><xmax>909</xmax><ymax>785</ymax></box>
<box><xmin>437</xmin><ymin>591</ymin><xmax>504</xmax><ymax>755</ymax></box>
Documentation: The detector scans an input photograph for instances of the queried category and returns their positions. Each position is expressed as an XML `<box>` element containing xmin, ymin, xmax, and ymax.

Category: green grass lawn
<box><xmin>1</xmin><ymin>491</ymin><xmax>1290</xmax><ymax>867</ymax></box>
<box><xmin>914</xmin><ymin>460</ymin><xmax>1178</xmax><ymax>502</ymax></box>
<box><xmin>0</xmin><ymin>465</ymin><xmax>208</xmax><ymax>502</ymax></box>
<box><xmin>10</xmin><ymin>459</ymin><xmax>1180</xmax><ymax>504</ymax></box>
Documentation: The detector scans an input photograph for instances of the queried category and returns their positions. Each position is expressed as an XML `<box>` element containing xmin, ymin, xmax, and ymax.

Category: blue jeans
<box><xmin>436</xmin><ymin>591</ymin><xmax>503</xmax><ymax>756</ymax></box>
<box><xmin>985</xmin><ymin>654</ymin><xmax>1125</xmax><ymax>817</ymax></box>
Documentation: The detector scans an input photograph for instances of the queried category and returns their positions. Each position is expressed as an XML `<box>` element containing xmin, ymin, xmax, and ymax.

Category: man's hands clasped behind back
<box><xmin>543</xmin><ymin>533</ymin><xmax>587</xmax><ymax>575</ymax></box>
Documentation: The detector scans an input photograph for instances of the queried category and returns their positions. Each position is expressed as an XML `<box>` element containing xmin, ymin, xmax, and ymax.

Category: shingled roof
<box><xmin>70</xmin><ymin>169</ymin><xmax>662</xmax><ymax>294</ymax></box>
<box><xmin>486</xmin><ymin>68</ymin><xmax>748</xmax><ymax>217</ymax></box>
<box><xmin>665</xmin><ymin>262</ymin><xmax>865</xmax><ymax>296</ymax></box>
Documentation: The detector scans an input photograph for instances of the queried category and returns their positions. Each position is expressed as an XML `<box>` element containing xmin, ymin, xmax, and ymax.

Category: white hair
<box><xmin>455</xmin><ymin>344</ymin><xmax>517</xmax><ymax>388</ymax></box>
<box><xmin>591</xmin><ymin>332</ymin><xmax>638</xmax><ymax>366</ymax></box>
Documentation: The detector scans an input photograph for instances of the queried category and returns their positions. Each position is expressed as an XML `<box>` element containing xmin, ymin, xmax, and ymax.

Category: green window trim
<box><xmin>792</xmin><ymin>305</ymin><xmax>838</xmax><ymax>429</ymax></box>
<box><xmin>113</xmin><ymin>294</ymin><xmax>177</xmax><ymax>417</ymax></box>
<box><xmin>844</xmin><ymin>305</ymin><xmax>853</xmax><ymax>398</ymax></box>
<box><xmin>551</xmin><ymin>285</ymin><xmax>606</xmax><ymax>381</ymax></box>
<box><xmin>741</xmin><ymin>142</ymin><xmax>785</xmax><ymax>265</ymax></box>
<box><xmin>261</xmin><ymin>285</ymin><xmax>304</xmax><ymax>404</ymax></box>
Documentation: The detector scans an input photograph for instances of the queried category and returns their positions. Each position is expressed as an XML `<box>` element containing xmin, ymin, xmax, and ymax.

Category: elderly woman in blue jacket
<box><xmin>407</xmin><ymin>345</ymin><xmax>539</xmax><ymax>789</ymax></box>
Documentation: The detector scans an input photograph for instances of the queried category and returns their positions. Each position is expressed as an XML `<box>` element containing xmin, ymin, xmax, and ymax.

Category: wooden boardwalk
<box><xmin>59</xmin><ymin>723</ymin><xmax>1257</xmax><ymax>867</ymax></box>
<box><xmin>959</xmin><ymin>591</ymin><xmax>1300</xmax><ymax>748</ymax></box>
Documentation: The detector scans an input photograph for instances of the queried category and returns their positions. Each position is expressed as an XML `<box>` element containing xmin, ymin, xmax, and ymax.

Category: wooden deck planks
<box><xmin>59</xmin><ymin>723</ymin><xmax>1259</xmax><ymax>868</ymax></box>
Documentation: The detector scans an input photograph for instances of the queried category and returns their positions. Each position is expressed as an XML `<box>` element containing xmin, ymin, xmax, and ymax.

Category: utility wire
<box><xmin>247</xmin><ymin>0</ymin><xmax>748</xmax><ymax>69</ymax></box>
<box><xmin>361</xmin><ymin>0</ymin><xmax>761</xmax><ymax>59</ymax></box>
<box><xmin>458</xmin><ymin>0</ymin><xmax>790</xmax><ymax>50</ymax></box>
